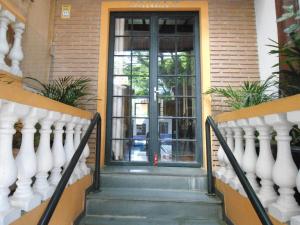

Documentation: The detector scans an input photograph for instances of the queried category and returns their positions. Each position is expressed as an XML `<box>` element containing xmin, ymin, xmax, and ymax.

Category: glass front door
<box><xmin>106</xmin><ymin>12</ymin><xmax>202</xmax><ymax>166</ymax></box>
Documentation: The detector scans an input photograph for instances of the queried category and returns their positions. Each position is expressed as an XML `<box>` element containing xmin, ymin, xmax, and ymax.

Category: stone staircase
<box><xmin>78</xmin><ymin>166</ymin><xmax>225</xmax><ymax>225</ymax></box>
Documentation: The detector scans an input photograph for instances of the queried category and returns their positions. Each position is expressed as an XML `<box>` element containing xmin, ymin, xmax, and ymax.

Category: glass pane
<box><xmin>132</xmin><ymin>76</ymin><xmax>149</xmax><ymax>96</ymax></box>
<box><xmin>177</xmin><ymin>119</ymin><xmax>196</xmax><ymax>139</ymax></box>
<box><xmin>177</xmin><ymin>37</ymin><xmax>194</xmax><ymax>55</ymax></box>
<box><xmin>131</xmin><ymin>139</ymin><xmax>149</xmax><ymax>162</ymax></box>
<box><xmin>112</xmin><ymin>97</ymin><xmax>130</xmax><ymax>117</ymax></box>
<box><xmin>112</xmin><ymin>118</ymin><xmax>131</xmax><ymax>139</ymax></box>
<box><xmin>132</xmin><ymin>56</ymin><xmax>149</xmax><ymax>76</ymax></box>
<box><xmin>159</xmin><ymin>18</ymin><xmax>175</xmax><ymax>34</ymax></box>
<box><xmin>132</xmin><ymin>118</ymin><xmax>149</xmax><ymax>139</ymax></box>
<box><xmin>158</xmin><ymin>55</ymin><xmax>175</xmax><ymax>75</ymax></box>
<box><xmin>131</xmin><ymin>98</ymin><xmax>149</xmax><ymax>117</ymax></box>
<box><xmin>115</xmin><ymin>18</ymin><xmax>131</xmax><ymax>36</ymax></box>
<box><xmin>177</xmin><ymin>77</ymin><xmax>196</xmax><ymax>96</ymax></box>
<box><xmin>158</xmin><ymin>98</ymin><xmax>176</xmax><ymax>117</ymax></box>
<box><xmin>158</xmin><ymin>77</ymin><xmax>176</xmax><ymax>97</ymax></box>
<box><xmin>113</xmin><ymin>76</ymin><xmax>130</xmax><ymax>96</ymax></box>
<box><xmin>114</xmin><ymin>56</ymin><xmax>131</xmax><ymax>75</ymax></box>
<box><xmin>159</xmin><ymin>140</ymin><xmax>175</xmax><ymax>162</ymax></box>
<box><xmin>111</xmin><ymin>139</ymin><xmax>130</xmax><ymax>161</ymax></box>
<box><xmin>132</xmin><ymin>37</ymin><xmax>150</xmax><ymax>56</ymax></box>
<box><xmin>177</xmin><ymin>55</ymin><xmax>195</xmax><ymax>75</ymax></box>
<box><xmin>177</xmin><ymin>18</ymin><xmax>194</xmax><ymax>34</ymax></box>
<box><xmin>177</xmin><ymin>98</ymin><xmax>196</xmax><ymax>117</ymax></box>
<box><xmin>114</xmin><ymin>37</ymin><xmax>131</xmax><ymax>55</ymax></box>
<box><xmin>132</xmin><ymin>18</ymin><xmax>150</xmax><ymax>35</ymax></box>
<box><xmin>159</xmin><ymin>118</ymin><xmax>175</xmax><ymax>140</ymax></box>
<box><xmin>177</xmin><ymin>141</ymin><xmax>196</xmax><ymax>162</ymax></box>
<box><xmin>159</xmin><ymin>37</ymin><xmax>176</xmax><ymax>55</ymax></box>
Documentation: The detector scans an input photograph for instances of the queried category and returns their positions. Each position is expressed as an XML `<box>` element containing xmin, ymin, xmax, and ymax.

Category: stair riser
<box><xmin>86</xmin><ymin>199</ymin><xmax>222</xmax><ymax>220</ymax></box>
<box><xmin>100</xmin><ymin>174</ymin><xmax>207</xmax><ymax>191</ymax></box>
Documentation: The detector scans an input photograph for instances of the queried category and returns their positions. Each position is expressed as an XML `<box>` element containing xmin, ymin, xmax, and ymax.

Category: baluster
<box><xmin>0</xmin><ymin>10</ymin><xmax>15</xmax><ymax>72</ymax></box>
<box><xmin>10</xmin><ymin>107</ymin><xmax>45</xmax><ymax>212</ymax></box>
<box><xmin>33</xmin><ymin>111</ymin><xmax>59</xmax><ymax>200</ymax></box>
<box><xmin>8</xmin><ymin>22</ymin><xmax>25</xmax><ymax>77</ymax></box>
<box><xmin>288</xmin><ymin>111</ymin><xmax>300</xmax><ymax>225</ymax></box>
<box><xmin>228</xmin><ymin>121</ymin><xmax>244</xmax><ymax>190</ymax></box>
<box><xmin>74</xmin><ymin>119</ymin><xmax>83</xmax><ymax>179</ymax></box>
<box><xmin>49</xmin><ymin>113</ymin><xmax>67</xmax><ymax>186</ymax></box>
<box><xmin>221</xmin><ymin>122</ymin><xmax>235</xmax><ymax>184</ymax></box>
<box><xmin>64</xmin><ymin>116</ymin><xmax>80</xmax><ymax>184</ymax></box>
<box><xmin>79</xmin><ymin>119</ymin><xmax>91</xmax><ymax>176</ymax></box>
<box><xmin>265</xmin><ymin>113</ymin><xmax>300</xmax><ymax>222</ymax></box>
<box><xmin>215</xmin><ymin>122</ymin><xmax>227</xmax><ymax>179</ymax></box>
<box><xmin>0</xmin><ymin>101</ymin><xmax>27</xmax><ymax>225</ymax></box>
<box><xmin>238</xmin><ymin>118</ymin><xmax>259</xmax><ymax>196</ymax></box>
<box><xmin>250</xmin><ymin>116</ymin><xmax>277</xmax><ymax>207</ymax></box>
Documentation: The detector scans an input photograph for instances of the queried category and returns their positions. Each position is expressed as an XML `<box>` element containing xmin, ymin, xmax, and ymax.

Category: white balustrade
<box><xmin>0</xmin><ymin>5</ymin><xmax>25</xmax><ymax>77</ymax></box>
<box><xmin>228</xmin><ymin>121</ymin><xmax>244</xmax><ymax>190</ymax></box>
<box><xmin>238</xmin><ymin>118</ymin><xmax>259</xmax><ymax>196</ymax></box>
<box><xmin>10</xmin><ymin>107</ymin><xmax>45</xmax><ymax>211</ymax></box>
<box><xmin>74</xmin><ymin>119</ymin><xmax>84</xmax><ymax>179</ymax></box>
<box><xmin>79</xmin><ymin>119</ymin><xmax>91</xmax><ymax>176</ymax></box>
<box><xmin>49</xmin><ymin>113</ymin><xmax>67</xmax><ymax>186</ymax></box>
<box><xmin>221</xmin><ymin>122</ymin><xmax>235</xmax><ymax>183</ymax></box>
<box><xmin>215</xmin><ymin>122</ymin><xmax>227</xmax><ymax>179</ymax></box>
<box><xmin>265</xmin><ymin>113</ymin><xmax>300</xmax><ymax>222</ymax></box>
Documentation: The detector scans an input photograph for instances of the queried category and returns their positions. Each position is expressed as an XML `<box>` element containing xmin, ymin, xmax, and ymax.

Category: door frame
<box><xmin>97</xmin><ymin>1</ymin><xmax>212</xmax><ymax>168</ymax></box>
<box><xmin>105</xmin><ymin>11</ymin><xmax>202</xmax><ymax>167</ymax></box>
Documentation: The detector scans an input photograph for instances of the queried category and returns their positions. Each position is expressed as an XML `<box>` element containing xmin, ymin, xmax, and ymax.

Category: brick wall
<box><xmin>50</xmin><ymin>0</ymin><xmax>259</xmax><ymax>165</ymax></box>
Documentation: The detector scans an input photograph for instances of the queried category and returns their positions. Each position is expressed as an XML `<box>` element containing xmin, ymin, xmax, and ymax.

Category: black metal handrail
<box><xmin>38</xmin><ymin>112</ymin><xmax>102</xmax><ymax>225</ymax></box>
<box><xmin>205</xmin><ymin>116</ymin><xmax>273</xmax><ymax>225</ymax></box>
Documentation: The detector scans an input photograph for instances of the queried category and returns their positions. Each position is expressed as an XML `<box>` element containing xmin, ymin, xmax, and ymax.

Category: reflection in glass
<box><xmin>159</xmin><ymin>18</ymin><xmax>175</xmax><ymax>34</ymax></box>
<box><xmin>177</xmin><ymin>36</ymin><xmax>194</xmax><ymax>55</ymax></box>
<box><xmin>158</xmin><ymin>98</ymin><xmax>176</xmax><ymax>117</ymax></box>
<box><xmin>132</xmin><ymin>18</ymin><xmax>150</xmax><ymax>35</ymax></box>
<box><xmin>131</xmin><ymin>98</ymin><xmax>149</xmax><ymax>117</ymax></box>
<box><xmin>158</xmin><ymin>55</ymin><xmax>175</xmax><ymax>75</ymax></box>
<box><xmin>159</xmin><ymin>37</ymin><xmax>176</xmax><ymax>55</ymax></box>
<box><xmin>132</xmin><ymin>56</ymin><xmax>149</xmax><ymax>76</ymax></box>
<box><xmin>130</xmin><ymin>139</ymin><xmax>148</xmax><ymax>162</ymax></box>
<box><xmin>177</xmin><ymin>98</ymin><xmax>196</xmax><ymax>117</ymax></box>
<box><xmin>159</xmin><ymin>140</ymin><xmax>174</xmax><ymax>162</ymax></box>
<box><xmin>177</xmin><ymin>18</ymin><xmax>194</xmax><ymax>34</ymax></box>
<box><xmin>177</xmin><ymin>77</ymin><xmax>195</xmax><ymax>96</ymax></box>
<box><xmin>177</xmin><ymin>141</ymin><xmax>196</xmax><ymax>161</ymax></box>
<box><xmin>115</xmin><ymin>18</ymin><xmax>131</xmax><ymax>36</ymax></box>
<box><xmin>112</xmin><ymin>118</ymin><xmax>130</xmax><ymax>139</ymax></box>
<box><xmin>132</xmin><ymin>37</ymin><xmax>150</xmax><ymax>55</ymax></box>
<box><xmin>177</xmin><ymin>55</ymin><xmax>195</xmax><ymax>75</ymax></box>
<box><xmin>132</xmin><ymin>118</ymin><xmax>149</xmax><ymax>139</ymax></box>
<box><xmin>112</xmin><ymin>97</ymin><xmax>130</xmax><ymax>117</ymax></box>
<box><xmin>111</xmin><ymin>139</ymin><xmax>130</xmax><ymax>161</ymax></box>
<box><xmin>158</xmin><ymin>77</ymin><xmax>175</xmax><ymax>97</ymax></box>
<box><xmin>114</xmin><ymin>37</ymin><xmax>131</xmax><ymax>55</ymax></box>
<box><xmin>114</xmin><ymin>56</ymin><xmax>131</xmax><ymax>75</ymax></box>
<box><xmin>132</xmin><ymin>77</ymin><xmax>149</xmax><ymax>96</ymax></box>
<box><xmin>177</xmin><ymin>119</ymin><xmax>196</xmax><ymax>139</ymax></box>
<box><xmin>113</xmin><ymin>76</ymin><xmax>130</xmax><ymax>96</ymax></box>
<box><xmin>159</xmin><ymin>118</ymin><xmax>175</xmax><ymax>140</ymax></box>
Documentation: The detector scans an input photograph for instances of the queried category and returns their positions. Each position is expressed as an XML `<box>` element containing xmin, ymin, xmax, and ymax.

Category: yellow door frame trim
<box><xmin>97</xmin><ymin>0</ymin><xmax>211</xmax><ymax>167</ymax></box>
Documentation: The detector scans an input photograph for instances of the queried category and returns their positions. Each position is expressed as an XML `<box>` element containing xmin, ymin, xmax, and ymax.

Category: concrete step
<box><xmin>79</xmin><ymin>215</ymin><xmax>226</xmax><ymax>225</ymax></box>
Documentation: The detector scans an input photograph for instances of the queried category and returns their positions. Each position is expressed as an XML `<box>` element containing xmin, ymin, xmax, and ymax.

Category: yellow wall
<box><xmin>97</xmin><ymin>0</ymin><xmax>211</xmax><ymax>167</ymax></box>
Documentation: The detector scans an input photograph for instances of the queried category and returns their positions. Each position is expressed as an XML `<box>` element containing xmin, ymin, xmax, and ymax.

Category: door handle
<box><xmin>154</xmin><ymin>87</ymin><xmax>159</xmax><ymax>102</ymax></box>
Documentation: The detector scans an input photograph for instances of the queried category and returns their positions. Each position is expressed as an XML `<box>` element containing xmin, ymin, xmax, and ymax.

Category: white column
<box><xmin>49</xmin><ymin>113</ymin><xmax>67</xmax><ymax>186</ymax></box>
<box><xmin>221</xmin><ymin>122</ymin><xmax>235</xmax><ymax>184</ymax></box>
<box><xmin>64</xmin><ymin>116</ymin><xmax>80</xmax><ymax>185</ymax></box>
<box><xmin>0</xmin><ymin>10</ymin><xmax>15</xmax><ymax>72</ymax></box>
<box><xmin>265</xmin><ymin>113</ymin><xmax>300</xmax><ymax>222</ymax></box>
<box><xmin>33</xmin><ymin>111</ymin><xmax>59</xmax><ymax>201</ymax></box>
<box><xmin>79</xmin><ymin>119</ymin><xmax>91</xmax><ymax>176</ymax></box>
<box><xmin>287</xmin><ymin>111</ymin><xmax>300</xmax><ymax>225</ymax></box>
<box><xmin>74</xmin><ymin>118</ymin><xmax>83</xmax><ymax>179</ymax></box>
<box><xmin>228</xmin><ymin>121</ymin><xmax>244</xmax><ymax>190</ymax></box>
<box><xmin>8</xmin><ymin>22</ymin><xmax>25</xmax><ymax>77</ymax></box>
<box><xmin>0</xmin><ymin>101</ymin><xmax>27</xmax><ymax>225</ymax></box>
<box><xmin>10</xmin><ymin>107</ymin><xmax>45</xmax><ymax>212</ymax></box>
<box><xmin>238</xmin><ymin>118</ymin><xmax>259</xmax><ymax>196</ymax></box>
<box><xmin>251</xmin><ymin>116</ymin><xmax>277</xmax><ymax>208</ymax></box>
<box><xmin>215</xmin><ymin>122</ymin><xmax>227</xmax><ymax>179</ymax></box>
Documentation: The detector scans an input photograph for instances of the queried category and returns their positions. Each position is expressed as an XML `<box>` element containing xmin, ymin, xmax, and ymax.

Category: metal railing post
<box><xmin>93</xmin><ymin>114</ymin><xmax>101</xmax><ymax>192</ymax></box>
<box><xmin>205</xmin><ymin>120</ymin><xmax>215</xmax><ymax>195</ymax></box>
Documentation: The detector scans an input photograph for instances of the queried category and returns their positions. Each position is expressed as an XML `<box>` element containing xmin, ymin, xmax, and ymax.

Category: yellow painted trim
<box><xmin>215</xmin><ymin>178</ymin><xmax>287</xmax><ymax>225</ymax></box>
<box><xmin>0</xmin><ymin>83</ymin><xmax>93</xmax><ymax>119</ymax></box>
<box><xmin>97</xmin><ymin>0</ymin><xmax>211</xmax><ymax>167</ymax></box>
<box><xmin>0</xmin><ymin>0</ymin><xmax>26</xmax><ymax>23</ymax></box>
<box><xmin>0</xmin><ymin>70</ymin><xmax>22</xmax><ymax>87</ymax></box>
<box><xmin>215</xmin><ymin>94</ymin><xmax>300</xmax><ymax>123</ymax></box>
<box><xmin>11</xmin><ymin>175</ymin><xmax>92</xmax><ymax>225</ymax></box>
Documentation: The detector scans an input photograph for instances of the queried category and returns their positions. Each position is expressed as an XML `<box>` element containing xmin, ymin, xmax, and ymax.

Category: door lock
<box><xmin>154</xmin><ymin>87</ymin><xmax>159</xmax><ymax>102</ymax></box>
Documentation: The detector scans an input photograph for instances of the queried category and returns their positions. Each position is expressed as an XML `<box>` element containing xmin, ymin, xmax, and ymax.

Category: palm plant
<box><xmin>205</xmin><ymin>76</ymin><xmax>277</xmax><ymax>110</ymax></box>
<box><xmin>25</xmin><ymin>76</ymin><xmax>92</xmax><ymax>107</ymax></box>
